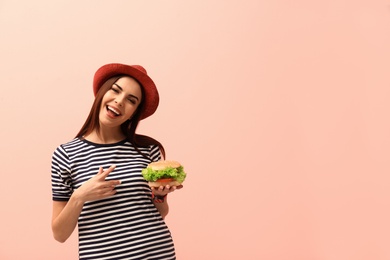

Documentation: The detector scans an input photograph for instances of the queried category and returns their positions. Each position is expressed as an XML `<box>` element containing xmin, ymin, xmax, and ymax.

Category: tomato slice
<box><xmin>157</xmin><ymin>178</ymin><xmax>174</xmax><ymax>182</ymax></box>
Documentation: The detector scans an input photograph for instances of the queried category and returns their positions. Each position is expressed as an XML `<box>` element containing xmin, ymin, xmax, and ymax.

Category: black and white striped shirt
<box><xmin>51</xmin><ymin>138</ymin><xmax>176</xmax><ymax>260</ymax></box>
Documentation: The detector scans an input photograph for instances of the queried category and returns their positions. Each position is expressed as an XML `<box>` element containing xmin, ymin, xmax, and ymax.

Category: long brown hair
<box><xmin>76</xmin><ymin>75</ymin><xmax>165</xmax><ymax>159</ymax></box>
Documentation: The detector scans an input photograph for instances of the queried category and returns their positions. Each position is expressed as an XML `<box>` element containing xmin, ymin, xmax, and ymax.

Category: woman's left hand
<box><xmin>151</xmin><ymin>184</ymin><xmax>183</xmax><ymax>197</ymax></box>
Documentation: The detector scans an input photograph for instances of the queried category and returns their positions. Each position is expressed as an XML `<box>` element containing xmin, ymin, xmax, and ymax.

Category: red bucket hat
<box><xmin>93</xmin><ymin>63</ymin><xmax>159</xmax><ymax>120</ymax></box>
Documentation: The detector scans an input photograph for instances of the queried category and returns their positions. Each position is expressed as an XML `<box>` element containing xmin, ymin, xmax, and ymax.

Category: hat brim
<box><xmin>93</xmin><ymin>63</ymin><xmax>159</xmax><ymax>120</ymax></box>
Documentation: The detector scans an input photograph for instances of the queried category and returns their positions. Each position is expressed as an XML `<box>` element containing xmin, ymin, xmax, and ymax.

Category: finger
<box><xmin>99</xmin><ymin>165</ymin><xmax>116</xmax><ymax>179</ymax></box>
<box><xmin>107</xmin><ymin>180</ymin><xmax>121</xmax><ymax>186</ymax></box>
<box><xmin>167</xmin><ymin>185</ymin><xmax>182</xmax><ymax>193</ymax></box>
<box><xmin>105</xmin><ymin>164</ymin><xmax>116</xmax><ymax>173</ymax></box>
<box><xmin>97</xmin><ymin>167</ymin><xmax>104</xmax><ymax>175</ymax></box>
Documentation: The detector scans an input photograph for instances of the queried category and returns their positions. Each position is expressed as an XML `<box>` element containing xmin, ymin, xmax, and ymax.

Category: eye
<box><xmin>111</xmin><ymin>86</ymin><xmax>119</xmax><ymax>93</ymax></box>
<box><xmin>128</xmin><ymin>98</ymin><xmax>137</xmax><ymax>104</ymax></box>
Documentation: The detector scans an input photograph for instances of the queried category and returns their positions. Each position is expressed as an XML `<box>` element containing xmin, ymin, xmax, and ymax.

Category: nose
<box><xmin>114</xmin><ymin>96</ymin><xmax>124</xmax><ymax>106</ymax></box>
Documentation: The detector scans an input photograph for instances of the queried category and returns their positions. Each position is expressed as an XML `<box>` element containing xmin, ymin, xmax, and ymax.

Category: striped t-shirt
<box><xmin>51</xmin><ymin>138</ymin><xmax>176</xmax><ymax>260</ymax></box>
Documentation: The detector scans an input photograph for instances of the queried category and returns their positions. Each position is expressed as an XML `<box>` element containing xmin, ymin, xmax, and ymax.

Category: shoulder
<box><xmin>60</xmin><ymin>138</ymin><xmax>83</xmax><ymax>148</ymax></box>
<box><xmin>53</xmin><ymin>138</ymin><xmax>80</xmax><ymax>148</ymax></box>
<box><xmin>52</xmin><ymin>138</ymin><xmax>83</xmax><ymax>155</ymax></box>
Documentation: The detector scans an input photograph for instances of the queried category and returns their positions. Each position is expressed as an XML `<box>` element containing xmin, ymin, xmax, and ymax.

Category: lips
<box><xmin>106</xmin><ymin>105</ymin><xmax>122</xmax><ymax>118</ymax></box>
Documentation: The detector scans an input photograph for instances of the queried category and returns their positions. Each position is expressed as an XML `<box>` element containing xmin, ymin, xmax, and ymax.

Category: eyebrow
<box><xmin>114</xmin><ymin>83</ymin><xmax>140</xmax><ymax>101</ymax></box>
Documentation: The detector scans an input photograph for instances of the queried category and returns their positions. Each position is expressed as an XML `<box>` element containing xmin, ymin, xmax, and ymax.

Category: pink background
<box><xmin>1</xmin><ymin>1</ymin><xmax>390</xmax><ymax>259</ymax></box>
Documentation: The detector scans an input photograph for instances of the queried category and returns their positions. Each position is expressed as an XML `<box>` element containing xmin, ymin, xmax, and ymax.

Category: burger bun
<box><xmin>148</xmin><ymin>179</ymin><xmax>182</xmax><ymax>188</ymax></box>
<box><xmin>148</xmin><ymin>160</ymin><xmax>181</xmax><ymax>171</ymax></box>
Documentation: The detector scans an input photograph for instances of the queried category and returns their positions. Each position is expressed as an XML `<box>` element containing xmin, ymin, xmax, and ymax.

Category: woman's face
<box><xmin>98</xmin><ymin>76</ymin><xmax>143</xmax><ymax>130</ymax></box>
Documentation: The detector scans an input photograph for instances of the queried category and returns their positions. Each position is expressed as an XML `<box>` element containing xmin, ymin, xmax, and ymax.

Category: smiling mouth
<box><xmin>107</xmin><ymin>106</ymin><xmax>121</xmax><ymax>117</ymax></box>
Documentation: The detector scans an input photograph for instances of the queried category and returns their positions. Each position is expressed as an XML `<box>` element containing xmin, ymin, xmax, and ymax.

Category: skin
<box><xmin>52</xmin><ymin>76</ymin><xmax>182</xmax><ymax>243</ymax></box>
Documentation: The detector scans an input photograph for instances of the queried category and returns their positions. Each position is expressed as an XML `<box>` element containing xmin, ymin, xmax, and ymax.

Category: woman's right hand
<box><xmin>52</xmin><ymin>165</ymin><xmax>119</xmax><ymax>243</ymax></box>
<box><xmin>73</xmin><ymin>165</ymin><xmax>121</xmax><ymax>203</ymax></box>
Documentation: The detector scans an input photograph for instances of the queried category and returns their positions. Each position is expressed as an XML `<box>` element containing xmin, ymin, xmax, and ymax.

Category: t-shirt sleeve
<box><xmin>51</xmin><ymin>145</ymin><xmax>73</xmax><ymax>201</ymax></box>
<box><xmin>150</xmin><ymin>144</ymin><xmax>162</xmax><ymax>162</ymax></box>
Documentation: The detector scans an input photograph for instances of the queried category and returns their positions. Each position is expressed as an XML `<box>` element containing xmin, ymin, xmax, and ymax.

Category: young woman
<box><xmin>51</xmin><ymin>63</ymin><xmax>182</xmax><ymax>260</ymax></box>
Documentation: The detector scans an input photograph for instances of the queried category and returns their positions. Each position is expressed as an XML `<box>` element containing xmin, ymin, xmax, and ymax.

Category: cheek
<box><xmin>125</xmin><ymin>108</ymin><xmax>136</xmax><ymax>118</ymax></box>
<box><xmin>125</xmin><ymin>105</ymin><xmax>139</xmax><ymax>118</ymax></box>
<box><xmin>99</xmin><ymin>103</ymin><xmax>106</xmax><ymax>113</ymax></box>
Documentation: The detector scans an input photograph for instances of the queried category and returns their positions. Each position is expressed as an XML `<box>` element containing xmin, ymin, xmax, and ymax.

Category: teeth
<box><xmin>108</xmin><ymin>106</ymin><xmax>120</xmax><ymax>115</ymax></box>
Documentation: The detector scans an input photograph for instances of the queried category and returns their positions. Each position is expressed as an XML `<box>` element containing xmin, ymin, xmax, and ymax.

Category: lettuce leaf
<box><xmin>142</xmin><ymin>166</ymin><xmax>186</xmax><ymax>183</ymax></box>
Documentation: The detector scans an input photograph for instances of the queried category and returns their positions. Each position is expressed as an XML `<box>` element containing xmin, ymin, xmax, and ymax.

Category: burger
<box><xmin>142</xmin><ymin>160</ymin><xmax>186</xmax><ymax>187</ymax></box>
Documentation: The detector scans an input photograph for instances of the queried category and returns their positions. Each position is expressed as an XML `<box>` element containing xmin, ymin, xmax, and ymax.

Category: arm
<box><xmin>51</xmin><ymin>165</ymin><xmax>120</xmax><ymax>242</ymax></box>
<box><xmin>151</xmin><ymin>184</ymin><xmax>183</xmax><ymax>219</ymax></box>
<box><xmin>51</xmin><ymin>196</ymin><xmax>84</xmax><ymax>243</ymax></box>
<box><xmin>152</xmin><ymin>196</ymin><xmax>169</xmax><ymax>219</ymax></box>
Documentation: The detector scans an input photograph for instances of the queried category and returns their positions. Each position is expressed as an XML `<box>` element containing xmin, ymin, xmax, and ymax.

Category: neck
<box><xmin>84</xmin><ymin>128</ymin><xmax>126</xmax><ymax>144</ymax></box>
